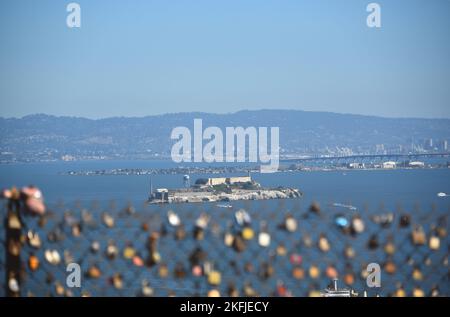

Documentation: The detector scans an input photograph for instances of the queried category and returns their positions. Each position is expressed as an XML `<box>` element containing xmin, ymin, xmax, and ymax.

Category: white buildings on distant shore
<box><xmin>61</xmin><ymin>154</ymin><xmax>76</xmax><ymax>161</ymax></box>
<box><xmin>379</xmin><ymin>161</ymin><xmax>425</xmax><ymax>169</ymax></box>
<box><xmin>347</xmin><ymin>162</ymin><xmax>365</xmax><ymax>169</ymax></box>
<box><xmin>382</xmin><ymin>161</ymin><xmax>396</xmax><ymax>169</ymax></box>
<box><xmin>408</xmin><ymin>161</ymin><xmax>425</xmax><ymax>168</ymax></box>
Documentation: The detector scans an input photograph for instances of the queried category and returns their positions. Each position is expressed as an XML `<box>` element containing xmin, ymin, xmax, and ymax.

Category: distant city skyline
<box><xmin>1</xmin><ymin>0</ymin><xmax>450</xmax><ymax>119</ymax></box>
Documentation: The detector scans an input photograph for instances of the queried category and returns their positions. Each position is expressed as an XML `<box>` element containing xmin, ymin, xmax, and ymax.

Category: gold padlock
<box><xmin>429</xmin><ymin>235</ymin><xmax>440</xmax><ymax>250</ymax></box>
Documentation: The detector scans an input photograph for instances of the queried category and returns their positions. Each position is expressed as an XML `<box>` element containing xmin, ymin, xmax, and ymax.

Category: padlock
<box><xmin>258</xmin><ymin>231</ymin><xmax>271</xmax><ymax>247</ymax></box>
<box><xmin>276</xmin><ymin>244</ymin><xmax>287</xmax><ymax>256</ymax></box>
<box><xmin>28</xmin><ymin>254</ymin><xmax>40</xmax><ymax>271</ymax></box>
<box><xmin>55</xmin><ymin>282</ymin><xmax>65</xmax><ymax>296</ymax></box>
<box><xmin>63</xmin><ymin>250</ymin><xmax>74</xmax><ymax>265</ymax></box>
<box><xmin>309</xmin><ymin>201</ymin><xmax>321</xmax><ymax>213</ymax></box>
<box><xmin>335</xmin><ymin>215</ymin><xmax>350</xmax><ymax>231</ymax></box>
<box><xmin>308</xmin><ymin>290</ymin><xmax>321</xmax><ymax>297</ymax></box>
<box><xmin>207</xmin><ymin>289</ymin><xmax>220</xmax><ymax>297</ymax></box>
<box><xmin>175</xmin><ymin>225</ymin><xmax>186</xmax><ymax>240</ymax></box>
<box><xmin>44</xmin><ymin>249</ymin><xmax>61</xmax><ymax>265</ymax></box>
<box><xmin>192</xmin><ymin>265</ymin><xmax>203</xmax><ymax>277</ymax></box>
<box><xmin>196</xmin><ymin>213</ymin><xmax>210</xmax><ymax>229</ymax></box>
<box><xmin>72</xmin><ymin>224</ymin><xmax>81</xmax><ymax>237</ymax></box>
<box><xmin>88</xmin><ymin>265</ymin><xmax>101</xmax><ymax>279</ymax></box>
<box><xmin>318</xmin><ymin>234</ymin><xmax>330</xmax><ymax>252</ymax></box>
<box><xmin>412</xmin><ymin>267</ymin><xmax>423</xmax><ymax>281</ymax></box>
<box><xmin>244</xmin><ymin>262</ymin><xmax>254</xmax><ymax>273</ymax></box>
<box><xmin>429</xmin><ymin>235</ymin><xmax>440</xmax><ymax>250</ymax></box>
<box><xmin>193</xmin><ymin>226</ymin><xmax>204</xmax><ymax>240</ymax></box>
<box><xmin>325</xmin><ymin>266</ymin><xmax>338</xmax><ymax>279</ymax></box>
<box><xmin>224</xmin><ymin>232</ymin><xmax>234</xmax><ymax>247</ymax></box>
<box><xmin>309</xmin><ymin>265</ymin><xmax>320</xmax><ymax>279</ymax></box>
<box><xmin>102</xmin><ymin>212</ymin><xmax>114</xmax><ymax>228</ymax></box>
<box><xmin>344</xmin><ymin>245</ymin><xmax>355</xmax><ymax>258</ymax></box>
<box><xmin>151</xmin><ymin>251</ymin><xmax>161</xmax><ymax>264</ymax></box>
<box><xmin>436</xmin><ymin>227</ymin><xmax>446</xmax><ymax>238</ymax></box>
<box><xmin>133</xmin><ymin>255</ymin><xmax>144</xmax><ymax>267</ymax></box>
<box><xmin>384</xmin><ymin>241</ymin><xmax>395</xmax><ymax>255</ymax></box>
<box><xmin>241</xmin><ymin>227</ymin><xmax>254</xmax><ymax>240</ymax></box>
<box><xmin>27</xmin><ymin>230</ymin><xmax>41</xmax><ymax>249</ymax></box>
<box><xmin>292</xmin><ymin>267</ymin><xmax>305</xmax><ymax>280</ymax></box>
<box><xmin>399</xmin><ymin>214</ymin><xmax>411</xmax><ymax>227</ymax></box>
<box><xmin>284</xmin><ymin>214</ymin><xmax>297</xmax><ymax>232</ymax></box>
<box><xmin>141</xmin><ymin>279</ymin><xmax>154</xmax><ymax>297</ymax></box>
<box><xmin>174</xmin><ymin>263</ymin><xmax>187</xmax><ymax>279</ymax></box>
<box><xmin>290</xmin><ymin>253</ymin><xmax>302</xmax><ymax>265</ymax></box>
<box><xmin>203</xmin><ymin>261</ymin><xmax>212</xmax><ymax>275</ymax></box>
<box><xmin>412</xmin><ymin>287</ymin><xmax>425</xmax><ymax>297</ymax></box>
<box><xmin>360</xmin><ymin>267</ymin><xmax>369</xmax><ymax>279</ymax></box>
<box><xmin>394</xmin><ymin>287</ymin><xmax>406</xmax><ymax>297</ymax></box>
<box><xmin>351</xmin><ymin>215</ymin><xmax>365</xmax><ymax>234</ymax></box>
<box><xmin>367</xmin><ymin>234</ymin><xmax>379</xmax><ymax>250</ymax></box>
<box><xmin>8</xmin><ymin>212</ymin><xmax>21</xmax><ymax>230</ymax></box>
<box><xmin>8</xmin><ymin>240</ymin><xmax>21</xmax><ymax>256</ymax></box>
<box><xmin>258</xmin><ymin>221</ymin><xmax>271</xmax><ymax>247</ymax></box>
<box><xmin>258</xmin><ymin>262</ymin><xmax>274</xmax><ymax>280</ymax></box>
<box><xmin>430</xmin><ymin>286</ymin><xmax>440</xmax><ymax>297</ymax></box>
<box><xmin>208</xmin><ymin>270</ymin><xmax>221</xmax><ymax>285</ymax></box>
<box><xmin>189</xmin><ymin>247</ymin><xmax>206</xmax><ymax>266</ymax></box>
<box><xmin>142</xmin><ymin>223</ymin><xmax>149</xmax><ymax>231</ymax></box>
<box><xmin>344</xmin><ymin>273</ymin><xmax>355</xmax><ymax>285</ymax></box>
<box><xmin>243</xmin><ymin>283</ymin><xmax>257</xmax><ymax>297</ymax></box>
<box><xmin>302</xmin><ymin>234</ymin><xmax>313</xmax><ymax>248</ymax></box>
<box><xmin>227</xmin><ymin>283</ymin><xmax>239</xmax><ymax>297</ymax></box>
<box><xmin>384</xmin><ymin>261</ymin><xmax>396</xmax><ymax>274</ymax></box>
<box><xmin>167</xmin><ymin>210</ymin><xmax>181</xmax><ymax>227</ymax></box>
<box><xmin>106</xmin><ymin>242</ymin><xmax>118</xmax><ymax>260</ymax></box>
<box><xmin>158</xmin><ymin>264</ymin><xmax>169</xmax><ymax>278</ymax></box>
<box><xmin>123</xmin><ymin>245</ymin><xmax>136</xmax><ymax>259</ymax></box>
<box><xmin>232</xmin><ymin>235</ymin><xmax>246</xmax><ymax>252</ymax></box>
<box><xmin>91</xmin><ymin>241</ymin><xmax>100</xmax><ymax>253</ymax></box>
<box><xmin>411</xmin><ymin>225</ymin><xmax>426</xmax><ymax>245</ymax></box>
<box><xmin>276</xmin><ymin>281</ymin><xmax>289</xmax><ymax>297</ymax></box>
<box><xmin>235</xmin><ymin>209</ymin><xmax>251</xmax><ymax>226</ymax></box>
<box><xmin>112</xmin><ymin>273</ymin><xmax>123</xmax><ymax>289</ymax></box>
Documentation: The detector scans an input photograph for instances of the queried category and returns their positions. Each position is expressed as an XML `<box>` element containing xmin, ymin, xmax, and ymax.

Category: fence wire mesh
<box><xmin>1</xmin><ymin>198</ymin><xmax>449</xmax><ymax>297</ymax></box>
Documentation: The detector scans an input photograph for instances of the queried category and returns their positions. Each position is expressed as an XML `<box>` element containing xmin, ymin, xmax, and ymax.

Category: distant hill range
<box><xmin>1</xmin><ymin>110</ymin><xmax>449</xmax><ymax>162</ymax></box>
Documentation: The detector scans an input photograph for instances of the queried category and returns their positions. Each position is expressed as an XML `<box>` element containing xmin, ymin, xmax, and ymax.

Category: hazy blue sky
<box><xmin>0</xmin><ymin>0</ymin><xmax>449</xmax><ymax>119</ymax></box>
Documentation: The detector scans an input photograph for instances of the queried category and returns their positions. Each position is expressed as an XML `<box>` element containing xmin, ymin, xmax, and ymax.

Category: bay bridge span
<box><xmin>281</xmin><ymin>152</ymin><xmax>450</xmax><ymax>164</ymax></box>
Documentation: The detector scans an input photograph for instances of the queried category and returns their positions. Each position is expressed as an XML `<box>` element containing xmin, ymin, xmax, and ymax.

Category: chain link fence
<box><xmin>1</xmin><ymin>198</ymin><xmax>449</xmax><ymax>297</ymax></box>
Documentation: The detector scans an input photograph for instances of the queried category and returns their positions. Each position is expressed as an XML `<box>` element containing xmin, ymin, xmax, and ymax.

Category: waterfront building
<box><xmin>408</xmin><ymin>161</ymin><xmax>425</xmax><ymax>168</ymax></box>
<box><xmin>196</xmin><ymin>176</ymin><xmax>252</xmax><ymax>186</ymax></box>
<box><xmin>382</xmin><ymin>161</ymin><xmax>396</xmax><ymax>169</ymax></box>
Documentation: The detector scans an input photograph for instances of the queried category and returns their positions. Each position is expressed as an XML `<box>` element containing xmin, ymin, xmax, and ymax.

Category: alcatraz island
<box><xmin>148</xmin><ymin>175</ymin><xmax>302</xmax><ymax>204</ymax></box>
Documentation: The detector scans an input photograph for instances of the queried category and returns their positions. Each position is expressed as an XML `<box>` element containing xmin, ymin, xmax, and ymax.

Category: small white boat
<box><xmin>437</xmin><ymin>192</ymin><xmax>448</xmax><ymax>197</ymax></box>
<box><xmin>332</xmin><ymin>203</ymin><xmax>357</xmax><ymax>211</ymax></box>
<box><xmin>216</xmin><ymin>204</ymin><xmax>233</xmax><ymax>209</ymax></box>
